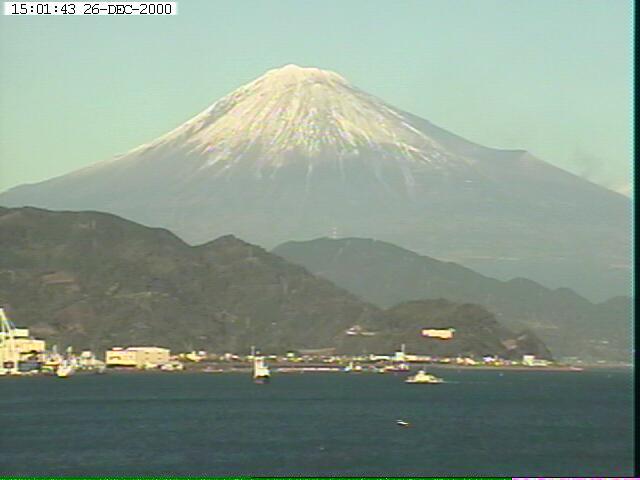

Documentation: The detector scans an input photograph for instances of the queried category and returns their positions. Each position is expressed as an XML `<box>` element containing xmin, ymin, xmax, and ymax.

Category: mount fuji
<box><xmin>0</xmin><ymin>64</ymin><xmax>630</xmax><ymax>300</ymax></box>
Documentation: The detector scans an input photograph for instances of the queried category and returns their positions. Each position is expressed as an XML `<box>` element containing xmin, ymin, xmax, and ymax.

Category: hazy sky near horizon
<box><xmin>0</xmin><ymin>0</ymin><xmax>632</xmax><ymax>195</ymax></box>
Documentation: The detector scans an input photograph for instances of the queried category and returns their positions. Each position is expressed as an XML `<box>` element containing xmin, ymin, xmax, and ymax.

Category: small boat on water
<box><xmin>382</xmin><ymin>363</ymin><xmax>411</xmax><ymax>373</ymax></box>
<box><xmin>405</xmin><ymin>369</ymin><xmax>443</xmax><ymax>384</ymax></box>
<box><xmin>396</xmin><ymin>420</ymin><xmax>410</xmax><ymax>427</ymax></box>
<box><xmin>253</xmin><ymin>356</ymin><xmax>270</xmax><ymax>384</ymax></box>
<box><xmin>343</xmin><ymin>361</ymin><xmax>363</xmax><ymax>373</ymax></box>
<box><xmin>56</xmin><ymin>361</ymin><xmax>75</xmax><ymax>378</ymax></box>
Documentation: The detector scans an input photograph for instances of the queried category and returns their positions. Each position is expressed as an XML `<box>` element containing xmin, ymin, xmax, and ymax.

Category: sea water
<box><xmin>0</xmin><ymin>368</ymin><xmax>633</xmax><ymax>476</ymax></box>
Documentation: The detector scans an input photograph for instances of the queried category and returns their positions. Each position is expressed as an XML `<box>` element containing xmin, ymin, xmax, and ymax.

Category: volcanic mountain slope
<box><xmin>0</xmin><ymin>206</ymin><xmax>549</xmax><ymax>358</ymax></box>
<box><xmin>273</xmin><ymin>238</ymin><xmax>631</xmax><ymax>362</ymax></box>
<box><xmin>0</xmin><ymin>64</ymin><xmax>630</xmax><ymax>300</ymax></box>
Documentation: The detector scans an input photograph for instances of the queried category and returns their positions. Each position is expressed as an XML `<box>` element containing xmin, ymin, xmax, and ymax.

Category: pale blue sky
<box><xmin>0</xmin><ymin>0</ymin><xmax>632</xmax><ymax>194</ymax></box>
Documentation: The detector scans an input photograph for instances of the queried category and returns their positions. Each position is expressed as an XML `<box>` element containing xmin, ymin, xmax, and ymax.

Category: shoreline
<box><xmin>93</xmin><ymin>363</ymin><xmax>636</xmax><ymax>374</ymax></box>
<box><xmin>1</xmin><ymin>361</ymin><xmax>631</xmax><ymax>378</ymax></box>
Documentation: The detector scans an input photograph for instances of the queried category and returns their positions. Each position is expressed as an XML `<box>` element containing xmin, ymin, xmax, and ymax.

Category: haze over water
<box><xmin>0</xmin><ymin>368</ymin><xmax>633</xmax><ymax>476</ymax></box>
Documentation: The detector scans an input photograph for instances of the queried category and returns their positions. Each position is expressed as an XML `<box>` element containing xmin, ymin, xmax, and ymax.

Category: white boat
<box><xmin>253</xmin><ymin>356</ymin><xmax>270</xmax><ymax>384</ymax></box>
<box><xmin>383</xmin><ymin>362</ymin><xmax>410</xmax><ymax>373</ymax></box>
<box><xmin>56</xmin><ymin>361</ymin><xmax>75</xmax><ymax>378</ymax></box>
<box><xmin>343</xmin><ymin>361</ymin><xmax>363</xmax><ymax>373</ymax></box>
<box><xmin>396</xmin><ymin>419</ymin><xmax>410</xmax><ymax>427</ymax></box>
<box><xmin>405</xmin><ymin>369</ymin><xmax>443</xmax><ymax>384</ymax></box>
<box><xmin>160</xmin><ymin>362</ymin><xmax>184</xmax><ymax>371</ymax></box>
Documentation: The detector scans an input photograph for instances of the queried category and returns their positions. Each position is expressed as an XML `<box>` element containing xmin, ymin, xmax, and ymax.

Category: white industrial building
<box><xmin>421</xmin><ymin>328</ymin><xmax>456</xmax><ymax>339</ymax></box>
<box><xmin>1</xmin><ymin>308</ymin><xmax>46</xmax><ymax>374</ymax></box>
<box><xmin>522</xmin><ymin>354</ymin><xmax>550</xmax><ymax>367</ymax></box>
<box><xmin>105</xmin><ymin>346</ymin><xmax>171</xmax><ymax>368</ymax></box>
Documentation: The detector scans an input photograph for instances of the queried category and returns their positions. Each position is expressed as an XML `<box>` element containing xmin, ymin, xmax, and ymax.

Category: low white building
<box><xmin>522</xmin><ymin>354</ymin><xmax>550</xmax><ymax>367</ymax></box>
<box><xmin>404</xmin><ymin>354</ymin><xmax>432</xmax><ymax>362</ymax></box>
<box><xmin>106</xmin><ymin>346</ymin><xmax>170</xmax><ymax>368</ymax></box>
<box><xmin>421</xmin><ymin>328</ymin><xmax>455</xmax><ymax>339</ymax></box>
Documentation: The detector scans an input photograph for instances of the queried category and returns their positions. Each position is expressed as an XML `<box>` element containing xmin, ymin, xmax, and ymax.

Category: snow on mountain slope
<box><xmin>75</xmin><ymin>64</ymin><xmax>477</xmax><ymax>197</ymax></box>
<box><xmin>132</xmin><ymin>65</ymin><xmax>455</xmax><ymax>163</ymax></box>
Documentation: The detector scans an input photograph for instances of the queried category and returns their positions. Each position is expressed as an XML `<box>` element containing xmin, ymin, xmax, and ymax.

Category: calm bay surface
<box><xmin>0</xmin><ymin>368</ymin><xmax>633</xmax><ymax>476</ymax></box>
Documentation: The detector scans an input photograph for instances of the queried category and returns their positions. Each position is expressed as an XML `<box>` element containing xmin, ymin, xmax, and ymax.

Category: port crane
<box><xmin>0</xmin><ymin>307</ymin><xmax>19</xmax><ymax>375</ymax></box>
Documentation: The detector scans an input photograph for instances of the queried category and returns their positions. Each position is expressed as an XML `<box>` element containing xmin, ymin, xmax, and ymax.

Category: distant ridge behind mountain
<box><xmin>273</xmin><ymin>237</ymin><xmax>631</xmax><ymax>362</ymax></box>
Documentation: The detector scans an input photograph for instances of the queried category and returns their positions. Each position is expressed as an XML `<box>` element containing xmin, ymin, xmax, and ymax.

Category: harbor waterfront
<box><xmin>0</xmin><ymin>368</ymin><xmax>632</xmax><ymax>476</ymax></box>
<box><xmin>2</xmin><ymin>307</ymin><xmax>626</xmax><ymax>377</ymax></box>
<box><xmin>1</xmin><ymin>306</ymin><xmax>620</xmax><ymax>377</ymax></box>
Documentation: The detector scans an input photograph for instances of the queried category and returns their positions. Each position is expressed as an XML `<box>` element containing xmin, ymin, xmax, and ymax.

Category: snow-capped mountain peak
<box><xmin>129</xmin><ymin>64</ymin><xmax>456</xmax><ymax>170</ymax></box>
<box><xmin>259</xmin><ymin>63</ymin><xmax>349</xmax><ymax>86</ymax></box>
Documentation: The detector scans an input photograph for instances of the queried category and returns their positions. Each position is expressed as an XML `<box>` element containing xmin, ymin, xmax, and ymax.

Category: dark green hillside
<box><xmin>0</xmin><ymin>207</ymin><xmax>550</xmax><ymax>359</ymax></box>
<box><xmin>0</xmin><ymin>207</ymin><xmax>377</xmax><ymax>353</ymax></box>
